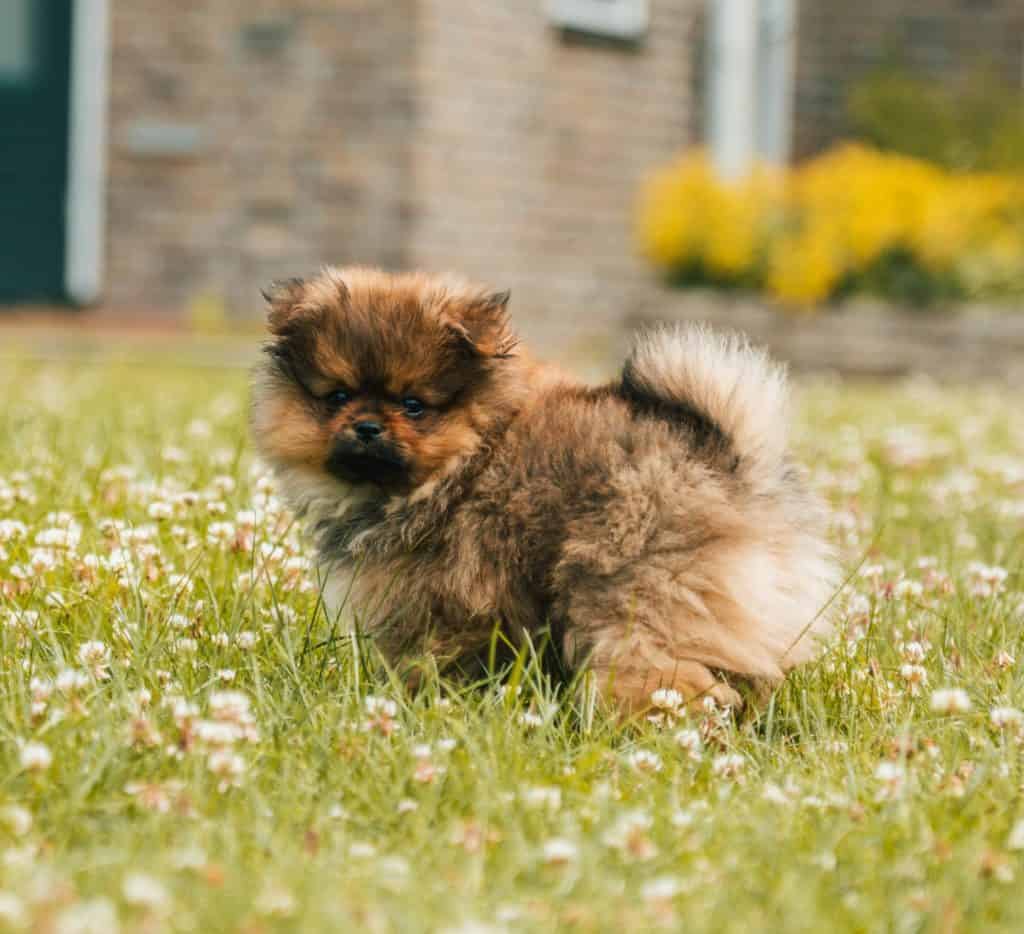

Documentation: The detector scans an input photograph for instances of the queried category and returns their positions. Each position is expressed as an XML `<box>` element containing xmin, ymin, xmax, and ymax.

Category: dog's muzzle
<box><xmin>326</xmin><ymin>438</ymin><xmax>409</xmax><ymax>486</ymax></box>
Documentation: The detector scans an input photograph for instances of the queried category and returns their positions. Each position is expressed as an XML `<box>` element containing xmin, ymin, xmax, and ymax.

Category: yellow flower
<box><xmin>766</xmin><ymin>224</ymin><xmax>843</xmax><ymax>307</ymax></box>
<box><xmin>638</xmin><ymin>142</ymin><xmax>1024</xmax><ymax>308</ymax></box>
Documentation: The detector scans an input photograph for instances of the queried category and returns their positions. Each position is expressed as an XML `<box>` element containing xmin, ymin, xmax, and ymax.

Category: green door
<box><xmin>0</xmin><ymin>0</ymin><xmax>72</xmax><ymax>302</ymax></box>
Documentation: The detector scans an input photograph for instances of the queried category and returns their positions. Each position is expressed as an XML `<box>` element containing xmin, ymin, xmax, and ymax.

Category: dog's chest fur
<box><xmin>309</xmin><ymin>473</ymin><xmax>546</xmax><ymax>656</ymax></box>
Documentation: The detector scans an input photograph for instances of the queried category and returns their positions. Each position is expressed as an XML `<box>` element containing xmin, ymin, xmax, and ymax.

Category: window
<box><xmin>548</xmin><ymin>0</ymin><xmax>649</xmax><ymax>42</ymax></box>
<box><xmin>0</xmin><ymin>0</ymin><xmax>37</xmax><ymax>84</ymax></box>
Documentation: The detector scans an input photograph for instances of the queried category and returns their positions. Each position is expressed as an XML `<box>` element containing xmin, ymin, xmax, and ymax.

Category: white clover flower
<box><xmin>19</xmin><ymin>741</ymin><xmax>52</xmax><ymax>773</ymax></box>
<box><xmin>641</xmin><ymin>876</ymin><xmax>683</xmax><ymax>901</ymax></box>
<box><xmin>55</xmin><ymin>667</ymin><xmax>90</xmax><ymax>695</ymax></box>
<box><xmin>364</xmin><ymin>695</ymin><xmax>398</xmax><ymax>718</ymax></box>
<box><xmin>0</xmin><ymin>519</ymin><xmax>28</xmax><ymax>542</ymax></box>
<box><xmin>674</xmin><ymin>728</ymin><xmax>703</xmax><ymax>761</ymax></box>
<box><xmin>236</xmin><ymin>630</ymin><xmax>258</xmax><ymax>650</ymax></box>
<box><xmin>440</xmin><ymin>923</ymin><xmax>506</xmax><ymax>934</ymax></box>
<box><xmin>670</xmin><ymin>809</ymin><xmax>695</xmax><ymax>829</ymax></box>
<box><xmin>377</xmin><ymin>856</ymin><xmax>410</xmax><ymax>890</ymax></box>
<box><xmin>29</xmin><ymin>677</ymin><xmax>54</xmax><ymax>703</ymax></box>
<box><xmin>990</xmin><ymin>707</ymin><xmax>1024</xmax><ymax>730</ymax></box>
<box><xmin>216</xmin><ymin>669</ymin><xmax>236</xmax><ymax>683</ymax></box>
<box><xmin>894</xmin><ymin>579</ymin><xmax>923</xmax><ymax>600</ymax></box>
<box><xmin>161</xmin><ymin>445</ymin><xmax>187</xmax><ymax>464</ymax></box>
<box><xmin>206</xmin><ymin>522</ymin><xmax>236</xmax><ymax>546</ymax></box>
<box><xmin>195</xmin><ymin>720</ymin><xmax>242</xmax><ymax>747</ymax></box>
<box><xmin>77</xmin><ymin>640</ymin><xmax>111</xmax><ymax>678</ymax></box>
<box><xmin>1007</xmin><ymin>820</ymin><xmax>1024</xmax><ymax>851</ymax></box>
<box><xmin>122</xmin><ymin>873</ymin><xmax>169</xmax><ymax>912</ymax></box>
<box><xmin>29</xmin><ymin>550</ymin><xmax>57</xmax><ymax>574</ymax></box>
<box><xmin>211</xmin><ymin>475</ymin><xmax>236</xmax><ymax>495</ymax></box>
<box><xmin>186</xmin><ymin>418</ymin><xmax>212</xmax><ymax>439</ymax></box>
<box><xmin>626</xmin><ymin>749</ymin><xmax>663</xmax><ymax>773</ymax></box>
<box><xmin>994</xmin><ymin>650</ymin><xmax>1016</xmax><ymax>670</ymax></box>
<box><xmin>711</xmin><ymin>753</ymin><xmax>745</xmax><ymax>779</ymax></box>
<box><xmin>35</xmin><ymin>526</ymin><xmax>81</xmax><ymax>549</ymax></box>
<box><xmin>44</xmin><ymin>592</ymin><xmax>68</xmax><ymax>609</ymax></box>
<box><xmin>899</xmin><ymin>664</ymin><xmax>928</xmax><ymax>695</ymax></box>
<box><xmin>255</xmin><ymin>887</ymin><xmax>295</xmax><ymax>918</ymax></box>
<box><xmin>966</xmin><ymin>561</ymin><xmax>1009</xmax><ymax>598</ymax></box>
<box><xmin>207</xmin><ymin>750</ymin><xmax>246</xmax><ymax>790</ymax></box>
<box><xmin>412</xmin><ymin>758</ymin><xmax>443</xmax><ymax>784</ymax></box>
<box><xmin>930</xmin><ymin>688</ymin><xmax>972</xmax><ymax>714</ymax></box>
<box><xmin>0</xmin><ymin>805</ymin><xmax>32</xmax><ymax>837</ymax></box>
<box><xmin>396</xmin><ymin>798</ymin><xmax>419</xmax><ymax>814</ymax></box>
<box><xmin>0</xmin><ymin>892</ymin><xmax>27</xmax><ymax>928</ymax></box>
<box><xmin>601</xmin><ymin>810</ymin><xmax>656</xmax><ymax>860</ymax></box>
<box><xmin>169</xmin><ymin>698</ymin><xmax>200</xmax><ymax>726</ymax></box>
<box><xmin>541</xmin><ymin>838</ymin><xmax>578</xmax><ymax>866</ymax></box>
<box><xmin>171</xmin><ymin>845</ymin><xmax>208</xmax><ymax>872</ymax></box>
<box><xmin>874</xmin><ymin>761</ymin><xmax>906</xmax><ymax>799</ymax></box>
<box><xmin>146</xmin><ymin>502</ymin><xmax>173</xmax><ymax>521</ymax></box>
<box><xmin>209</xmin><ymin>691</ymin><xmax>251</xmax><ymax>723</ymax></box>
<box><xmin>901</xmin><ymin>641</ymin><xmax>927</xmax><ymax>663</ymax></box>
<box><xmin>175</xmin><ymin>638</ymin><xmax>199</xmax><ymax>656</ymax></box>
<box><xmin>650</xmin><ymin>687</ymin><xmax>684</xmax><ymax>712</ymax></box>
<box><xmin>521</xmin><ymin>786</ymin><xmax>562</xmax><ymax>811</ymax></box>
<box><xmin>761</xmin><ymin>783</ymin><xmax>791</xmax><ymax>806</ymax></box>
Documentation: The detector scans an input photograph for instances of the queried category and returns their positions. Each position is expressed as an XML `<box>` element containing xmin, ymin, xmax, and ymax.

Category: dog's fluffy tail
<box><xmin>621</xmin><ymin>324</ymin><xmax>790</xmax><ymax>486</ymax></box>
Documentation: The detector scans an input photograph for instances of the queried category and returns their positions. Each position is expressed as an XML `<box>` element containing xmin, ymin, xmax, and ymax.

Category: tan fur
<box><xmin>251</xmin><ymin>267</ymin><xmax>838</xmax><ymax>714</ymax></box>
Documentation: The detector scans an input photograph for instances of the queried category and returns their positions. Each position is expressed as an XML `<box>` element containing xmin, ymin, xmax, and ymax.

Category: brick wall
<box><xmin>104</xmin><ymin>0</ymin><xmax>701</xmax><ymax>324</ymax></box>
<box><xmin>105</xmin><ymin>0</ymin><xmax>415</xmax><ymax>313</ymax></box>
<box><xmin>794</xmin><ymin>0</ymin><xmax>1024</xmax><ymax>158</ymax></box>
<box><xmin>100</xmin><ymin>2</ymin><xmax>1024</xmax><ymax>320</ymax></box>
<box><xmin>411</xmin><ymin>1</ymin><xmax>701</xmax><ymax>335</ymax></box>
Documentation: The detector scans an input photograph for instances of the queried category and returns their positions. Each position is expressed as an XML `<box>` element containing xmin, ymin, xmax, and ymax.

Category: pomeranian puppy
<box><xmin>251</xmin><ymin>267</ymin><xmax>837</xmax><ymax>712</ymax></box>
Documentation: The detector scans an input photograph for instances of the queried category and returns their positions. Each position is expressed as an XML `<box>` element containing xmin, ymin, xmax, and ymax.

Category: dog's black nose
<box><xmin>355</xmin><ymin>420</ymin><xmax>383</xmax><ymax>442</ymax></box>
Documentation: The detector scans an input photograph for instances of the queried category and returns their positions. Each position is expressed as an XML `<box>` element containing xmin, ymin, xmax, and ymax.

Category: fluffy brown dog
<box><xmin>251</xmin><ymin>267</ymin><xmax>837</xmax><ymax>712</ymax></box>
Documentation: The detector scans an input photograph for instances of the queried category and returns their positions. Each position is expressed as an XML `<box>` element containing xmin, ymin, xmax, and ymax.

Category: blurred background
<box><xmin>2</xmin><ymin>0</ymin><xmax>1024</xmax><ymax>379</ymax></box>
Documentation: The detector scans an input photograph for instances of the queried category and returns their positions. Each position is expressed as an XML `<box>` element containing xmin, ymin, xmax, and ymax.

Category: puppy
<box><xmin>251</xmin><ymin>267</ymin><xmax>837</xmax><ymax>712</ymax></box>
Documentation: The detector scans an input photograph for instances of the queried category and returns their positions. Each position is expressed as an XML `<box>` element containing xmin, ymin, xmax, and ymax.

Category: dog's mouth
<box><xmin>326</xmin><ymin>442</ymin><xmax>410</xmax><ymax>488</ymax></box>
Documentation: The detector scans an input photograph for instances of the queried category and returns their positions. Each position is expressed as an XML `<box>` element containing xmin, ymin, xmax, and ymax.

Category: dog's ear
<box><xmin>450</xmin><ymin>289</ymin><xmax>517</xmax><ymax>358</ymax></box>
<box><xmin>261</xmin><ymin>278</ymin><xmax>307</xmax><ymax>334</ymax></box>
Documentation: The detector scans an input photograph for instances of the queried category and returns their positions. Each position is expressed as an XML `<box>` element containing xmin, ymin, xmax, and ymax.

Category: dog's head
<box><xmin>252</xmin><ymin>267</ymin><xmax>521</xmax><ymax>494</ymax></box>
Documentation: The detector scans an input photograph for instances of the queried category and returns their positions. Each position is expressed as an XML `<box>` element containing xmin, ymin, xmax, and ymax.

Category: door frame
<box><xmin>64</xmin><ymin>0</ymin><xmax>109</xmax><ymax>304</ymax></box>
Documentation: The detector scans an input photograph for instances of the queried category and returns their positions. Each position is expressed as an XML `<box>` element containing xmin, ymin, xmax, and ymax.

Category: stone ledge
<box><xmin>627</xmin><ymin>290</ymin><xmax>1024</xmax><ymax>383</ymax></box>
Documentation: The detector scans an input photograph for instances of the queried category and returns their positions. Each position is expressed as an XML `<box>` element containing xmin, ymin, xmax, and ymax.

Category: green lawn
<box><xmin>1</xmin><ymin>357</ymin><xmax>1022</xmax><ymax>932</ymax></box>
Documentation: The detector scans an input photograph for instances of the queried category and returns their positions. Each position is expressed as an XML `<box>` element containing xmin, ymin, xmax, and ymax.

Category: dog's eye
<box><xmin>323</xmin><ymin>389</ymin><xmax>350</xmax><ymax>409</ymax></box>
<box><xmin>402</xmin><ymin>398</ymin><xmax>425</xmax><ymax>418</ymax></box>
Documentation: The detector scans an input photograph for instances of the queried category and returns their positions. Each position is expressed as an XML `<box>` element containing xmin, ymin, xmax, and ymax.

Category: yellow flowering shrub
<box><xmin>638</xmin><ymin>145</ymin><xmax>1024</xmax><ymax>308</ymax></box>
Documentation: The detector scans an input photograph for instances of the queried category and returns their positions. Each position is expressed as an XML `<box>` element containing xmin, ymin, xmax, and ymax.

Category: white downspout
<box><xmin>756</xmin><ymin>0</ymin><xmax>796</xmax><ymax>165</ymax></box>
<box><xmin>65</xmin><ymin>0</ymin><xmax>110</xmax><ymax>305</ymax></box>
<box><xmin>708</xmin><ymin>0</ymin><xmax>759</xmax><ymax>180</ymax></box>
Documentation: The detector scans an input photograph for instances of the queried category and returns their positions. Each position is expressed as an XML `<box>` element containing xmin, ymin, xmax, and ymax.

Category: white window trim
<box><xmin>548</xmin><ymin>0</ymin><xmax>649</xmax><ymax>42</ymax></box>
<box><xmin>65</xmin><ymin>0</ymin><xmax>110</xmax><ymax>304</ymax></box>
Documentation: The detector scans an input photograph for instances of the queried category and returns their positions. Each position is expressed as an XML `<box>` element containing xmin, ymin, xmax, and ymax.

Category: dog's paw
<box><xmin>701</xmin><ymin>680</ymin><xmax>744</xmax><ymax>712</ymax></box>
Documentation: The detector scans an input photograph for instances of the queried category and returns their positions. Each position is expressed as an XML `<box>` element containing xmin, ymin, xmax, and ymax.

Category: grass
<box><xmin>0</xmin><ymin>356</ymin><xmax>1022</xmax><ymax>932</ymax></box>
